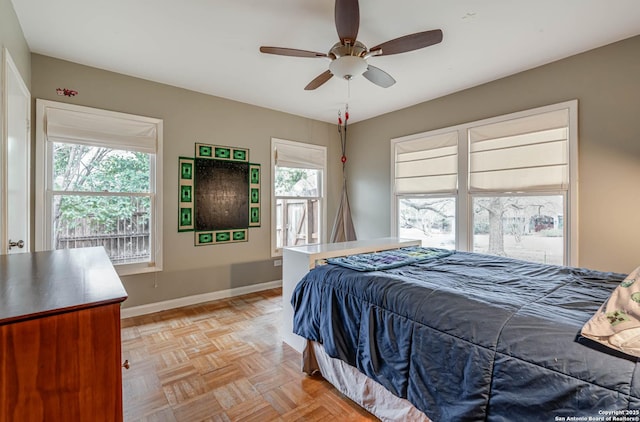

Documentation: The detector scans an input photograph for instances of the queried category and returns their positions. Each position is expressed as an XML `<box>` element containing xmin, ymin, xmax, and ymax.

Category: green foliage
<box><xmin>53</xmin><ymin>143</ymin><xmax>150</xmax><ymax>229</ymax></box>
<box><xmin>275</xmin><ymin>167</ymin><xmax>307</xmax><ymax>194</ymax></box>
<box><xmin>275</xmin><ymin>167</ymin><xmax>319</xmax><ymax>197</ymax></box>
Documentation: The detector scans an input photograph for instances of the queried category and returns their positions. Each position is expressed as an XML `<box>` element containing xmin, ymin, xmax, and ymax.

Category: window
<box><xmin>392</xmin><ymin>100</ymin><xmax>577</xmax><ymax>265</ymax></box>
<box><xmin>271</xmin><ymin>138</ymin><xmax>326</xmax><ymax>255</ymax></box>
<box><xmin>35</xmin><ymin>100</ymin><xmax>163</xmax><ymax>275</ymax></box>
<box><xmin>398</xmin><ymin>196</ymin><xmax>456</xmax><ymax>249</ymax></box>
<box><xmin>394</xmin><ymin>130</ymin><xmax>458</xmax><ymax>250</ymax></box>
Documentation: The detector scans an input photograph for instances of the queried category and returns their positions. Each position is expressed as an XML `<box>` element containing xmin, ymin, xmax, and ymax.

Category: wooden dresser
<box><xmin>0</xmin><ymin>247</ymin><xmax>128</xmax><ymax>422</ymax></box>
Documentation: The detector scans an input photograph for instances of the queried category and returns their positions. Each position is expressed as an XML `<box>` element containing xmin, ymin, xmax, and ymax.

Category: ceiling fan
<box><xmin>260</xmin><ymin>0</ymin><xmax>443</xmax><ymax>90</ymax></box>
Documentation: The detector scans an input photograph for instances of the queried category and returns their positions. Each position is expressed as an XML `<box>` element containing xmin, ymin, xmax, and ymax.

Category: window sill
<box><xmin>115</xmin><ymin>264</ymin><xmax>162</xmax><ymax>277</ymax></box>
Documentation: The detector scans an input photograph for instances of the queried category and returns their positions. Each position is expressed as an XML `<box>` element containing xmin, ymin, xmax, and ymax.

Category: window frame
<box><xmin>391</xmin><ymin>100</ymin><xmax>578</xmax><ymax>265</ymax></box>
<box><xmin>270</xmin><ymin>138</ymin><xmax>327</xmax><ymax>257</ymax></box>
<box><xmin>469</xmin><ymin>191</ymin><xmax>568</xmax><ymax>265</ymax></box>
<box><xmin>396</xmin><ymin>193</ymin><xmax>457</xmax><ymax>250</ymax></box>
<box><xmin>35</xmin><ymin>99</ymin><xmax>163</xmax><ymax>276</ymax></box>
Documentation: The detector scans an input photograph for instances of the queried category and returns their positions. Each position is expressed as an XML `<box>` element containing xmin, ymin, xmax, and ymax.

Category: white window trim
<box><xmin>391</xmin><ymin>100</ymin><xmax>578</xmax><ymax>265</ymax></box>
<box><xmin>35</xmin><ymin>99</ymin><xmax>163</xmax><ymax>276</ymax></box>
<box><xmin>271</xmin><ymin>137</ymin><xmax>327</xmax><ymax>257</ymax></box>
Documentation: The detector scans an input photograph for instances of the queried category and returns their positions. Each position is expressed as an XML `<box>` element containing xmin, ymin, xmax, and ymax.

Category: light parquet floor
<box><xmin>121</xmin><ymin>288</ymin><xmax>378</xmax><ymax>422</ymax></box>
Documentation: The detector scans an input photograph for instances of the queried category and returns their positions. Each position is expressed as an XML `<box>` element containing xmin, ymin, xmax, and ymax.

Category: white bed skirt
<box><xmin>303</xmin><ymin>340</ymin><xmax>431</xmax><ymax>422</ymax></box>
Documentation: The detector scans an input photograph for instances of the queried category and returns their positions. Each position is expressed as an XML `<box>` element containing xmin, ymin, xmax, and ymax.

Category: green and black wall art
<box><xmin>179</xmin><ymin>143</ymin><xmax>260</xmax><ymax>245</ymax></box>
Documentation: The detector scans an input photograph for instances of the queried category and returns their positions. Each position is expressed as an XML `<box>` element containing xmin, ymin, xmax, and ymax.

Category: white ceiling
<box><xmin>11</xmin><ymin>0</ymin><xmax>640</xmax><ymax>124</ymax></box>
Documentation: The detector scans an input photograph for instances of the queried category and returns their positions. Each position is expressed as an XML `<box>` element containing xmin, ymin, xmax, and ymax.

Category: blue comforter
<box><xmin>291</xmin><ymin>251</ymin><xmax>640</xmax><ymax>421</ymax></box>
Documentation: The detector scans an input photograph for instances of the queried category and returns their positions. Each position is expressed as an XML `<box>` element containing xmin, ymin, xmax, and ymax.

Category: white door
<box><xmin>2</xmin><ymin>49</ymin><xmax>30</xmax><ymax>254</ymax></box>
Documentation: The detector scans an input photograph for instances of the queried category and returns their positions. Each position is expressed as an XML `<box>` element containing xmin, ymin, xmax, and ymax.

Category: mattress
<box><xmin>291</xmin><ymin>250</ymin><xmax>637</xmax><ymax>421</ymax></box>
<box><xmin>304</xmin><ymin>340</ymin><xmax>430</xmax><ymax>421</ymax></box>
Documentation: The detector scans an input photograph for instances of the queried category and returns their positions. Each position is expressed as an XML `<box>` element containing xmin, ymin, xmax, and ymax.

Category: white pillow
<box><xmin>581</xmin><ymin>266</ymin><xmax>640</xmax><ymax>357</ymax></box>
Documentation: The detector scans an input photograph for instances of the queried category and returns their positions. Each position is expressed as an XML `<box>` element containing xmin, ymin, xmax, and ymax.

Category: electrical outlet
<box><xmin>273</xmin><ymin>259</ymin><xmax>282</xmax><ymax>267</ymax></box>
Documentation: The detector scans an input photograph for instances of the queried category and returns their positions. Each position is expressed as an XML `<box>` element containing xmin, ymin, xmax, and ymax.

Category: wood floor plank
<box><xmin>170</xmin><ymin>391</ymin><xmax>225</xmax><ymax>422</ymax></box>
<box><xmin>123</xmin><ymin>389</ymin><xmax>172</xmax><ymax>421</ymax></box>
<box><xmin>212</xmin><ymin>379</ymin><xmax>261</xmax><ymax>410</ymax></box>
<box><xmin>223</xmin><ymin>398</ymin><xmax>282</xmax><ymax>422</ymax></box>
<box><xmin>191</xmin><ymin>353</ymin><xmax>227</xmax><ymax>375</ymax></box>
<box><xmin>122</xmin><ymin>288</ymin><xmax>378</xmax><ymax>421</ymax></box>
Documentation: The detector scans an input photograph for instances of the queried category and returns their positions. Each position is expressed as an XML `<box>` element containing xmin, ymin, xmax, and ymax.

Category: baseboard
<box><xmin>120</xmin><ymin>280</ymin><xmax>282</xmax><ymax>319</ymax></box>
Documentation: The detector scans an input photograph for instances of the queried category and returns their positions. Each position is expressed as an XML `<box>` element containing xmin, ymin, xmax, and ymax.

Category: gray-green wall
<box><xmin>1</xmin><ymin>0</ymin><xmax>31</xmax><ymax>261</ymax></box>
<box><xmin>347</xmin><ymin>35</ymin><xmax>640</xmax><ymax>274</ymax></box>
<box><xmin>30</xmin><ymin>54</ymin><xmax>342</xmax><ymax>307</ymax></box>
<box><xmin>6</xmin><ymin>0</ymin><xmax>640</xmax><ymax>303</ymax></box>
<box><xmin>0</xmin><ymin>0</ymin><xmax>30</xmax><ymax>86</ymax></box>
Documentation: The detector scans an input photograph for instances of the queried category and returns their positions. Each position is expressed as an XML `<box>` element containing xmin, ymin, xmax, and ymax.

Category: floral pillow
<box><xmin>581</xmin><ymin>266</ymin><xmax>640</xmax><ymax>357</ymax></box>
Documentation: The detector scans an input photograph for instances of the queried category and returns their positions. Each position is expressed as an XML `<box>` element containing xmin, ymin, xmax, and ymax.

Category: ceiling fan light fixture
<box><xmin>329</xmin><ymin>56</ymin><xmax>367</xmax><ymax>80</ymax></box>
<box><xmin>259</xmin><ymin>1</ymin><xmax>443</xmax><ymax>90</ymax></box>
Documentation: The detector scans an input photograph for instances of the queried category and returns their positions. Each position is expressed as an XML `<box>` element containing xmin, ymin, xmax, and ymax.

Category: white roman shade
<box><xmin>274</xmin><ymin>140</ymin><xmax>325</xmax><ymax>169</ymax></box>
<box><xmin>44</xmin><ymin>106</ymin><xmax>159</xmax><ymax>154</ymax></box>
<box><xmin>469</xmin><ymin>108</ymin><xmax>569</xmax><ymax>192</ymax></box>
<box><xmin>394</xmin><ymin>131</ymin><xmax>458</xmax><ymax>194</ymax></box>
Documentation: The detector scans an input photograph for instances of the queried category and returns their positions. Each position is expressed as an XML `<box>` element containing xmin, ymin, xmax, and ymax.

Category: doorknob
<box><xmin>8</xmin><ymin>239</ymin><xmax>24</xmax><ymax>250</ymax></box>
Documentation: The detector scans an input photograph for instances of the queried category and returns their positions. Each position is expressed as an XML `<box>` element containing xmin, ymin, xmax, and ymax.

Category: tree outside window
<box><xmin>52</xmin><ymin>143</ymin><xmax>152</xmax><ymax>264</ymax></box>
<box><xmin>472</xmin><ymin>195</ymin><xmax>564</xmax><ymax>264</ymax></box>
<box><xmin>393</xmin><ymin>101</ymin><xmax>576</xmax><ymax>266</ymax></box>
<box><xmin>398</xmin><ymin>197</ymin><xmax>455</xmax><ymax>249</ymax></box>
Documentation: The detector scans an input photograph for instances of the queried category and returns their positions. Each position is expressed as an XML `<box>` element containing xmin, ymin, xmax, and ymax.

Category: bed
<box><xmin>290</xmin><ymin>246</ymin><xmax>640</xmax><ymax>421</ymax></box>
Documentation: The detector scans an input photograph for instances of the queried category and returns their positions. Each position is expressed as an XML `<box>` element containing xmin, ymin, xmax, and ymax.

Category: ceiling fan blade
<box><xmin>335</xmin><ymin>0</ymin><xmax>359</xmax><ymax>45</ymax></box>
<box><xmin>304</xmin><ymin>70</ymin><xmax>333</xmax><ymax>90</ymax></box>
<box><xmin>370</xmin><ymin>29</ymin><xmax>443</xmax><ymax>56</ymax></box>
<box><xmin>260</xmin><ymin>46</ymin><xmax>327</xmax><ymax>58</ymax></box>
<box><xmin>363</xmin><ymin>65</ymin><xmax>396</xmax><ymax>88</ymax></box>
